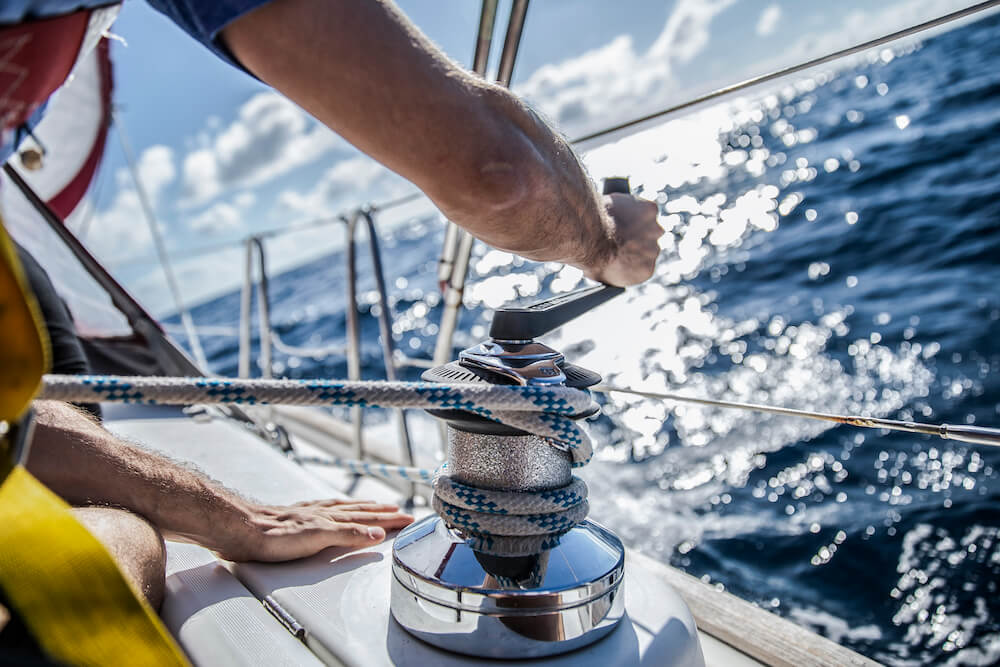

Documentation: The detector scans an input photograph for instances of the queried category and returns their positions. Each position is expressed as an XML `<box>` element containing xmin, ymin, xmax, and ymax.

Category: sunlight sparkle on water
<box><xmin>504</xmin><ymin>67</ymin><xmax>961</xmax><ymax>589</ymax></box>
<box><xmin>339</xmin><ymin>50</ymin><xmax>995</xmax><ymax>663</ymax></box>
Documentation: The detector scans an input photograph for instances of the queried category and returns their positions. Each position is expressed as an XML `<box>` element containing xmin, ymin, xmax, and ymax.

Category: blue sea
<box><xmin>172</xmin><ymin>13</ymin><xmax>1000</xmax><ymax>665</ymax></box>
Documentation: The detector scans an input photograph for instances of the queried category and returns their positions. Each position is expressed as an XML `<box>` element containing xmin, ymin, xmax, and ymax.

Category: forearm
<box><xmin>25</xmin><ymin>401</ymin><xmax>414</xmax><ymax>561</ymax></box>
<box><xmin>25</xmin><ymin>400</ymin><xmax>251</xmax><ymax>552</ymax></box>
<box><xmin>222</xmin><ymin>0</ymin><xmax>615</xmax><ymax>270</ymax></box>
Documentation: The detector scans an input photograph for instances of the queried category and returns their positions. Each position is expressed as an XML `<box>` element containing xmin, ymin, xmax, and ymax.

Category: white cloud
<box><xmin>517</xmin><ymin>35</ymin><xmax>658</xmax><ymax>129</ymax></box>
<box><xmin>86</xmin><ymin>187</ymin><xmax>155</xmax><ymax>259</ymax></box>
<box><xmin>186</xmin><ymin>191</ymin><xmax>257</xmax><ymax>234</ymax></box>
<box><xmin>187</xmin><ymin>201</ymin><xmax>241</xmax><ymax>233</ymax></box>
<box><xmin>648</xmin><ymin>0</ymin><xmax>738</xmax><ymax>64</ymax></box>
<box><xmin>515</xmin><ymin>0</ymin><xmax>736</xmax><ymax>135</ymax></box>
<box><xmin>233</xmin><ymin>191</ymin><xmax>255</xmax><ymax>209</ymax></box>
<box><xmin>135</xmin><ymin>144</ymin><xmax>175</xmax><ymax>205</ymax></box>
<box><xmin>83</xmin><ymin>144</ymin><xmax>177</xmax><ymax>260</ymax></box>
<box><xmin>760</xmin><ymin>0</ymin><xmax>971</xmax><ymax>75</ymax></box>
<box><xmin>181</xmin><ymin>92</ymin><xmax>346</xmax><ymax>206</ymax></box>
<box><xmin>186</xmin><ymin>188</ymin><xmax>262</xmax><ymax>233</ymax></box>
<box><xmin>756</xmin><ymin>4</ymin><xmax>782</xmax><ymax>37</ymax></box>
<box><xmin>277</xmin><ymin>154</ymin><xmax>411</xmax><ymax>217</ymax></box>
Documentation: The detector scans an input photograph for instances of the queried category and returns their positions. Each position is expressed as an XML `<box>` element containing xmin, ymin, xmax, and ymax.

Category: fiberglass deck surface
<box><xmin>105</xmin><ymin>404</ymin><xmax>760</xmax><ymax>666</ymax></box>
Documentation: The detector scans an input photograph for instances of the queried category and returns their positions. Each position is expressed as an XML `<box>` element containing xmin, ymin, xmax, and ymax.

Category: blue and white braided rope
<box><xmin>432</xmin><ymin>495</ymin><xmax>588</xmax><ymax>536</ymax></box>
<box><xmin>41</xmin><ymin>374</ymin><xmax>598</xmax><ymax>553</ymax></box>
<box><xmin>430</xmin><ymin>476</ymin><xmax>590</xmax><ymax>555</ymax></box>
<box><xmin>434</xmin><ymin>475</ymin><xmax>588</xmax><ymax>515</ymax></box>
<box><xmin>40</xmin><ymin>374</ymin><xmax>596</xmax><ymax>466</ymax></box>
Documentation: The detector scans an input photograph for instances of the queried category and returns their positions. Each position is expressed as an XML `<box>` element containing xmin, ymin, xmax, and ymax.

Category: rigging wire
<box><xmin>72</xmin><ymin>151</ymin><xmax>109</xmax><ymax>241</ymax></box>
<box><xmin>573</xmin><ymin>0</ymin><xmax>1000</xmax><ymax>144</ymax></box>
<box><xmin>113</xmin><ymin>111</ymin><xmax>209</xmax><ymax>370</ymax></box>
<box><xmin>593</xmin><ymin>385</ymin><xmax>1000</xmax><ymax>448</ymax></box>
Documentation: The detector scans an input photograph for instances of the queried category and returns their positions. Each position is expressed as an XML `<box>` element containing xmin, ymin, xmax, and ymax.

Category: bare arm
<box><xmin>221</xmin><ymin>0</ymin><xmax>661</xmax><ymax>285</ymax></box>
<box><xmin>26</xmin><ymin>401</ymin><xmax>413</xmax><ymax>561</ymax></box>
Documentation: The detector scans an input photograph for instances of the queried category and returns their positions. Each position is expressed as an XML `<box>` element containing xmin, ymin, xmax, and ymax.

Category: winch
<box><xmin>389</xmin><ymin>282</ymin><xmax>628</xmax><ymax>658</ymax></box>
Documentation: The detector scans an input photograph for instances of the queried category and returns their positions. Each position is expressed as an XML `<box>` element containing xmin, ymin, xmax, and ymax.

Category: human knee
<box><xmin>72</xmin><ymin>507</ymin><xmax>166</xmax><ymax>610</ymax></box>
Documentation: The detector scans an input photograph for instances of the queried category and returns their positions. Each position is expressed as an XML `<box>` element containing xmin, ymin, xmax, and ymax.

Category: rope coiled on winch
<box><xmin>431</xmin><ymin>475</ymin><xmax>589</xmax><ymax>555</ymax></box>
<box><xmin>40</xmin><ymin>374</ymin><xmax>597</xmax><ymax>553</ymax></box>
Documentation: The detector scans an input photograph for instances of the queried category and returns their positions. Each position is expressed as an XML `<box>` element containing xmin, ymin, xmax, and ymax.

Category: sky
<box><xmin>21</xmin><ymin>0</ymin><xmax>978</xmax><ymax>315</ymax></box>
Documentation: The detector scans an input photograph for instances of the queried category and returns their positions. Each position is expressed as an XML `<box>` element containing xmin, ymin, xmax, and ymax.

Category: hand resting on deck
<box><xmin>25</xmin><ymin>401</ymin><xmax>414</xmax><ymax>606</ymax></box>
<box><xmin>205</xmin><ymin>498</ymin><xmax>415</xmax><ymax>562</ymax></box>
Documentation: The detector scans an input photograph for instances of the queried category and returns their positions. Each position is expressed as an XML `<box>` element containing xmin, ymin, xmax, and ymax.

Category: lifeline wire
<box><xmin>292</xmin><ymin>454</ymin><xmax>435</xmax><ymax>484</ymax></box>
<box><xmin>594</xmin><ymin>385</ymin><xmax>1000</xmax><ymax>448</ymax></box>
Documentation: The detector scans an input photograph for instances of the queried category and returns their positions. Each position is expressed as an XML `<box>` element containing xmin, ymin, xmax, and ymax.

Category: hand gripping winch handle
<box><xmin>488</xmin><ymin>178</ymin><xmax>630</xmax><ymax>341</ymax></box>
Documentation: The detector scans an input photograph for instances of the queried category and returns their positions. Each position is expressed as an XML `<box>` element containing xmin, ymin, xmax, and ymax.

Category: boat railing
<box><xmin>237</xmin><ymin>205</ymin><xmax>418</xmax><ymax>497</ymax></box>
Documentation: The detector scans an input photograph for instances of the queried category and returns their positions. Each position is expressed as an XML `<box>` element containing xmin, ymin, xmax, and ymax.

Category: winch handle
<box><xmin>602</xmin><ymin>176</ymin><xmax>631</xmax><ymax>195</ymax></box>
<box><xmin>489</xmin><ymin>284</ymin><xmax>624</xmax><ymax>340</ymax></box>
<box><xmin>488</xmin><ymin>177</ymin><xmax>630</xmax><ymax>341</ymax></box>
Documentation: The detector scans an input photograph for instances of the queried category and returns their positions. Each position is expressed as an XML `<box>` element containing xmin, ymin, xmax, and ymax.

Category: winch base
<box><xmin>390</xmin><ymin>515</ymin><xmax>625</xmax><ymax>658</ymax></box>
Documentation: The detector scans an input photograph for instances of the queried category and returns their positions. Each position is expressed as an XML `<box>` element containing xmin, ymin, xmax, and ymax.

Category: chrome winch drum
<box><xmin>390</xmin><ymin>283</ymin><xmax>628</xmax><ymax>658</ymax></box>
<box><xmin>390</xmin><ymin>429</ymin><xmax>625</xmax><ymax>658</ymax></box>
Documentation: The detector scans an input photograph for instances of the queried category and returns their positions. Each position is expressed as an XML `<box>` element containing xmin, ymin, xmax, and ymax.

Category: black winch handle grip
<box><xmin>489</xmin><ymin>176</ymin><xmax>632</xmax><ymax>341</ymax></box>
<box><xmin>602</xmin><ymin>176</ymin><xmax>631</xmax><ymax>195</ymax></box>
<box><xmin>489</xmin><ymin>284</ymin><xmax>624</xmax><ymax>340</ymax></box>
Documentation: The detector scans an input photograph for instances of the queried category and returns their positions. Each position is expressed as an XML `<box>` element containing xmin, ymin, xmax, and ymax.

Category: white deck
<box><xmin>105</xmin><ymin>403</ymin><xmax>768</xmax><ymax>666</ymax></box>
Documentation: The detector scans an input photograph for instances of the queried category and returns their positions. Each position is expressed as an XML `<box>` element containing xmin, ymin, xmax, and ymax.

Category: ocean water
<box><xmin>173</xmin><ymin>14</ymin><xmax>1000</xmax><ymax>665</ymax></box>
